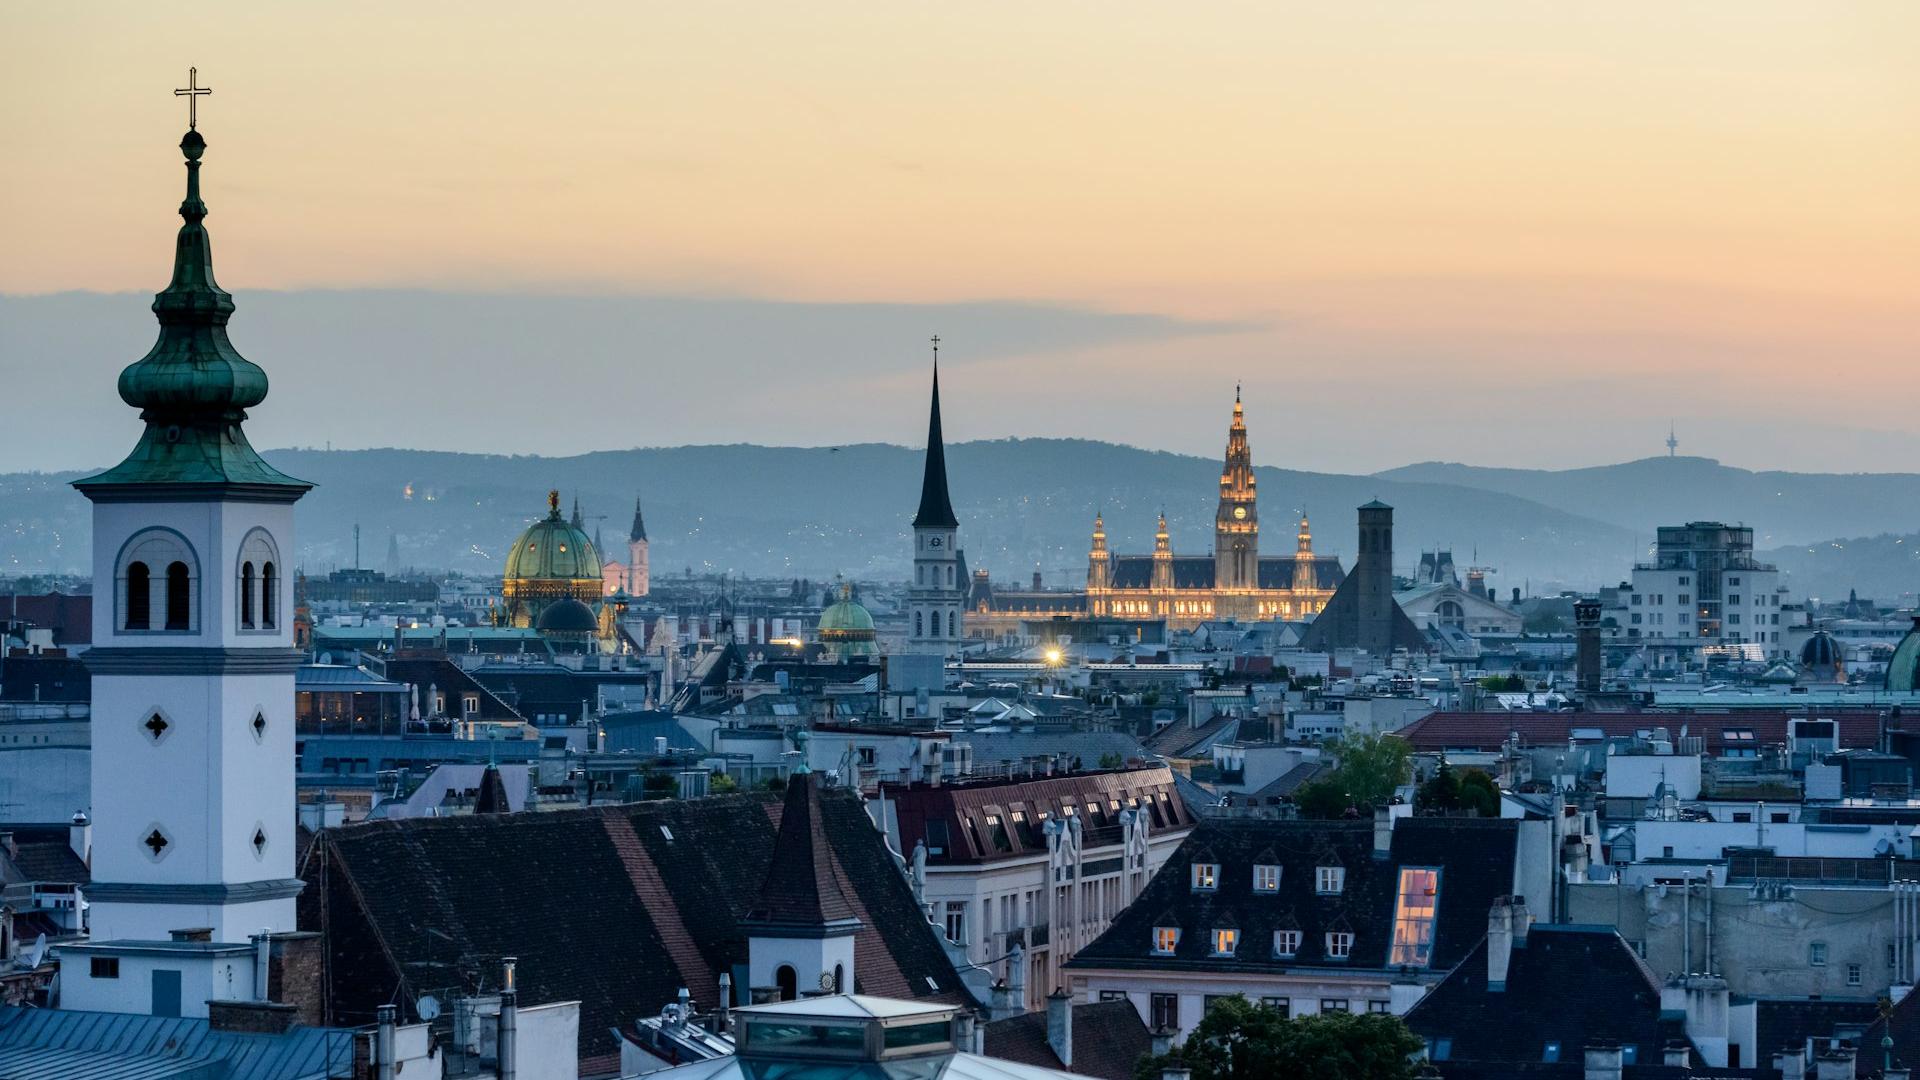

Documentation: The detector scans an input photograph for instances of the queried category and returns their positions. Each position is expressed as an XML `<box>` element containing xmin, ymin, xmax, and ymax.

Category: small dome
<box><xmin>1888</xmin><ymin>617</ymin><xmax>1920</xmax><ymax>693</ymax></box>
<box><xmin>819</xmin><ymin>598</ymin><xmax>877</xmax><ymax>634</ymax></box>
<box><xmin>818</xmin><ymin>581</ymin><xmax>878</xmax><ymax>662</ymax></box>
<box><xmin>536</xmin><ymin>598</ymin><xmax>600</xmax><ymax>634</ymax></box>
<box><xmin>506</xmin><ymin>493</ymin><xmax>602</xmax><ymax>583</ymax></box>
<box><xmin>1800</xmin><ymin>630</ymin><xmax>1841</xmax><ymax>668</ymax></box>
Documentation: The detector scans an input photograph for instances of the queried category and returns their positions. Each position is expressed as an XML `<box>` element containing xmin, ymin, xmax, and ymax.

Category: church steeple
<box><xmin>912</xmin><ymin>358</ymin><xmax>959</xmax><ymax>529</ymax></box>
<box><xmin>1298</xmin><ymin>514</ymin><xmax>1313</xmax><ymax>556</ymax></box>
<box><xmin>76</xmin><ymin>121</ymin><xmax>306</xmax><ymax>494</ymax></box>
<box><xmin>630</xmin><ymin>495</ymin><xmax>648</xmax><ymax>542</ymax></box>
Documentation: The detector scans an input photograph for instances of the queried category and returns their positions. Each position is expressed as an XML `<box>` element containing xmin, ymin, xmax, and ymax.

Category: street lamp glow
<box><xmin>1044</xmin><ymin>648</ymin><xmax>1064</xmax><ymax>666</ymax></box>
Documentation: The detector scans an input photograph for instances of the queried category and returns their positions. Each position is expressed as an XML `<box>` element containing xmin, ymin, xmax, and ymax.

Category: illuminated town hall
<box><xmin>973</xmin><ymin>392</ymin><xmax>1343</xmax><ymax>634</ymax></box>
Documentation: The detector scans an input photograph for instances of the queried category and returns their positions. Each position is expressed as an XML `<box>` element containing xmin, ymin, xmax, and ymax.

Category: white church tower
<box><xmin>906</xmin><ymin>342</ymin><xmax>964</xmax><ymax>655</ymax></box>
<box><xmin>73</xmin><ymin>104</ymin><xmax>310</xmax><ymax>948</ymax></box>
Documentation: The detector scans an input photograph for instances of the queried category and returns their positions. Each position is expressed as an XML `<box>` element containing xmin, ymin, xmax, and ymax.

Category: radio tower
<box><xmin>1666</xmin><ymin>422</ymin><xmax>1678</xmax><ymax>458</ymax></box>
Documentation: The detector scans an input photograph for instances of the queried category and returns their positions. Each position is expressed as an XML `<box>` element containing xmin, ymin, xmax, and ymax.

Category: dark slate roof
<box><xmin>1397</xmin><ymin>710</ymin><xmax>1886</xmax><ymax>757</ymax></box>
<box><xmin>746</xmin><ymin>774</ymin><xmax>858</xmax><ymax>927</ymax></box>
<box><xmin>1142</xmin><ymin>714</ymin><xmax>1240</xmax><ymax>759</ymax></box>
<box><xmin>1105</xmin><ymin>555</ymin><xmax>1343</xmax><ymax>593</ymax></box>
<box><xmin>912</xmin><ymin>366</ymin><xmax>959</xmax><ymax>529</ymax></box>
<box><xmin>1256</xmin><ymin>556</ymin><xmax>1344</xmax><ymax>592</ymax></box>
<box><xmin>1751</xmin><ymin>998</ymin><xmax>1876</xmax><ymax>1073</ymax></box>
<box><xmin>1861</xmin><ymin>984</ymin><xmax>1920</xmax><ymax>1077</ymax></box>
<box><xmin>471</xmin><ymin>763</ymin><xmax>510</xmax><ymax>814</ymax></box>
<box><xmin>1402</xmin><ymin>924</ymin><xmax>1690</xmax><ymax>1072</ymax></box>
<box><xmin>0</xmin><ymin>594</ymin><xmax>92</xmax><ymax>646</ymax></box>
<box><xmin>0</xmin><ymin>654</ymin><xmax>89</xmax><ymax>704</ymax></box>
<box><xmin>1068</xmin><ymin>817</ymin><xmax>1518</xmax><ymax>976</ymax></box>
<box><xmin>302</xmin><ymin>788</ymin><xmax>971</xmax><ymax>1070</ymax></box>
<box><xmin>983</xmin><ymin>1000</ymin><xmax>1152</xmax><ymax>1080</ymax></box>
<box><xmin>883</xmin><ymin>767</ymin><xmax>1191</xmax><ymax>866</ymax></box>
<box><xmin>1298</xmin><ymin>566</ymin><xmax>1429</xmax><ymax>653</ymax></box>
<box><xmin>5</xmin><ymin>838</ymin><xmax>88</xmax><ymax>886</ymax></box>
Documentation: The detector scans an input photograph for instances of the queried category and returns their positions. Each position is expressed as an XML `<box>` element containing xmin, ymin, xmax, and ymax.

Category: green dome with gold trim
<box><xmin>818</xmin><ymin>580</ymin><xmax>878</xmax><ymax>661</ymax></box>
<box><xmin>506</xmin><ymin>492</ymin><xmax>603</xmax><ymax>583</ymax></box>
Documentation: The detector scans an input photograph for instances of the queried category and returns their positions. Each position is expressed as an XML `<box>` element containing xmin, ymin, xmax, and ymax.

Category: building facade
<box><xmin>973</xmin><ymin>393</ymin><xmax>1342</xmax><ymax>637</ymax></box>
<box><xmin>1606</xmin><ymin>521</ymin><xmax>1787</xmax><ymax>661</ymax></box>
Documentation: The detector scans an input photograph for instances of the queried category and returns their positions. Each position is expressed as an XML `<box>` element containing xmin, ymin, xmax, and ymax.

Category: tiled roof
<box><xmin>1396</xmin><ymin>710</ymin><xmax>1885</xmax><ymax>756</ymax></box>
<box><xmin>884</xmin><ymin>768</ymin><xmax>1191</xmax><ymax>866</ymax></box>
<box><xmin>301</xmin><ymin>788</ymin><xmax>971</xmax><ymax>1063</ymax></box>
<box><xmin>5</xmin><ymin>839</ymin><xmax>88</xmax><ymax>886</ymax></box>
<box><xmin>1402</xmin><ymin>924</ymin><xmax>1690</xmax><ymax>1073</ymax></box>
<box><xmin>0</xmin><ymin>594</ymin><xmax>92</xmax><ymax>646</ymax></box>
<box><xmin>1068</xmin><ymin>817</ymin><xmax>1518</xmax><ymax>976</ymax></box>
<box><xmin>746</xmin><ymin>774</ymin><xmax>858</xmax><ymax>927</ymax></box>
<box><xmin>1142</xmin><ymin>713</ymin><xmax>1240</xmax><ymax>759</ymax></box>
<box><xmin>982</xmin><ymin>1000</ymin><xmax>1152</xmax><ymax>1080</ymax></box>
<box><xmin>1750</xmin><ymin>998</ymin><xmax>1875</xmax><ymax>1072</ymax></box>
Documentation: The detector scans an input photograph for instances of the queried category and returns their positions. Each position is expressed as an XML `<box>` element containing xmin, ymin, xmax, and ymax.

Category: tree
<box><xmin>1418</xmin><ymin>762</ymin><xmax>1499</xmax><ymax>817</ymax></box>
<box><xmin>1457</xmin><ymin>768</ymin><xmax>1499</xmax><ymax>817</ymax></box>
<box><xmin>1290</xmin><ymin>734</ymin><xmax>1413</xmax><ymax>820</ymax></box>
<box><xmin>709</xmin><ymin>772</ymin><xmax>739</xmax><ymax>795</ymax></box>
<box><xmin>1133</xmin><ymin>997</ymin><xmax>1424</xmax><ymax>1080</ymax></box>
<box><xmin>1098</xmin><ymin>751</ymin><xmax>1125</xmax><ymax>770</ymax></box>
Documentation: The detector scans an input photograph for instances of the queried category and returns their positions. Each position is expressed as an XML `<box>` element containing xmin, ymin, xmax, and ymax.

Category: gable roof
<box><xmin>1402</xmin><ymin>924</ymin><xmax>1689</xmax><ymax>1071</ymax></box>
<box><xmin>1067</xmin><ymin>817</ymin><xmax>1518</xmax><ymax>976</ymax></box>
<box><xmin>302</xmin><ymin>788</ymin><xmax>971</xmax><ymax>1070</ymax></box>
<box><xmin>983</xmin><ymin>1000</ymin><xmax>1152</xmax><ymax>1080</ymax></box>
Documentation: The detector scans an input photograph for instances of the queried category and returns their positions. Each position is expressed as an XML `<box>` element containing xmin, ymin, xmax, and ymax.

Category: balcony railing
<box><xmin>1725</xmin><ymin>855</ymin><xmax>1920</xmax><ymax>886</ymax></box>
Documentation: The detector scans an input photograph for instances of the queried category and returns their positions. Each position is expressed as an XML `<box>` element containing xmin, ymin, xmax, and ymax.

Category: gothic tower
<box><xmin>628</xmin><ymin>495</ymin><xmax>650</xmax><ymax>597</ymax></box>
<box><xmin>1087</xmin><ymin>513</ymin><xmax>1111</xmax><ymax>593</ymax></box>
<box><xmin>908</xmin><ymin>354</ymin><xmax>963</xmax><ymax>653</ymax></box>
<box><xmin>1151</xmin><ymin>511</ymin><xmax>1175</xmax><ymax>592</ymax></box>
<box><xmin>1214</xmin><ymin>387</ymin><xmax>1259</xmax><ymax>599</ymax></box>
<box><xmin>1297</xmin><ymin>514</ymin><xmax>1313</xmax><ymax>556</ymax></box>
<box><xmin>73</xmin><ymin>119</ymin><xmax>310</xmax><ymax>943</ymax></box>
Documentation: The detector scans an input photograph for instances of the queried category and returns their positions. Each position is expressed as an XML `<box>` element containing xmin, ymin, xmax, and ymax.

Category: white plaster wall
<box><xmin>57</xmin><ymin>949</ymin><xmax>253</xmax><ymax>1018</ymax></box>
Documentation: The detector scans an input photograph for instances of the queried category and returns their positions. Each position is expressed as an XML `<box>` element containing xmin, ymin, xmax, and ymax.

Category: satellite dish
<box><xmin>416</xmin><ymin>994</ymin><xmax>442</xmax><ymax>1021</ymax></box>
<box><xmin>23</xmin><ymin>934</ymin><xmax>46</xmax><ymax>969</ymax></box>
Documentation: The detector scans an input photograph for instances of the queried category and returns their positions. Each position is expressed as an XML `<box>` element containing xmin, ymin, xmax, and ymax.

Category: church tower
<box><xmin>628</xmin><ymin>495</ymin><xmax>650</xmax><ymax>597</ymax></box>
<box><xmin>1214</xmin><ymin>387</ymin><xmax>1259</xmax><ymax>597</ymax></box>
<box><xmin>908</xmin><ymin>348</ymin><xmax>963</xmax><ymax>653</ymax></box>
<box><xmin>1151</xmin><ymin>511</ymin><xmax>1175</xmax><ymax>592</ymax></box>
<box><xmin>73</xmin><ymin>113</ymin><xmax>310</xmax><ymax>944</ymax></box>
<box><xmin>1086</xmin><ymin>513</ymin><xmax>1111</xmax><ymax>595</ymax></box>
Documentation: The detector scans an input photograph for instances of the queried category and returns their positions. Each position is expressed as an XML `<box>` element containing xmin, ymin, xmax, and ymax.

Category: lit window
<box><xmin>1253</xmin><ymin>864</ymin><xmax>1280</xmax><ymax>893</ymax></box>
<box><xmin>1273</xmin><ymin>930</ymin><xmax>1301</xmax><ymax>958</ymax></box>
<box><xmin>1390</xmin><ymin>867</ymin><xmax>1441</xmax><ymax>967</ymax></box>
<box><xmin>1543</xmin><ymin>1042</ymin><xmax>1561</xmax><ymax>1063</ymax></box>
<box><xmin>1191</xmin><ymin>863</ymin><xmax>1219</xmax><ymax>891</ymax></box>
<box><xmin>1317</xmin><ymin>866</ymin><xmax>1345</xmax><ymax>895</ymax></box>
<box><xmin>1326</xmin><ymin>931</ymin><xmax>1354</xmax><ymax>959</ymax></box>
<box><xmin>1153</xmin><ymin>926</ymin><xmax>1180</xmax><ymax>955</ymax></box>
<box><xmin>1211</xmin><ymin>929</ymin><xmax>1238</xmax><ymax>957</ymax></box>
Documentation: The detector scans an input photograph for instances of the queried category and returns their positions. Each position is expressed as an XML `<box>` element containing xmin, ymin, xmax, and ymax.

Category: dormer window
<box><xmin>1153</xmin><ymin>927</ymin><xmax>1180</xmax><ymax>955</ymax></box>
<box><xmin>1211</xmin><ymin>929</ymin><xmax>1239</xmax><ymax>957</ymax></box>
<box><xmin>1326</xmin><ymin>931</ymin><xmax>1354</xmax><ymax>959</ymax></box>
<box><xmin>1317</xmin><ymin>866</ymin><xmax>1345</xmax><ymax>895</ymax></box>
<box><xmin>1273</xmin><ymin>929</ymin><xmax>1301</xmax><ymax>958</ymax></box>
<box><xmin>1254</xmin><ymin>864</ymin><xmax>1281</xmax><ymax>893</ymax></box>
<box><xmin>1191</xmin><ymin>862</ymin><xmax>1219</xmax><ymax>892</ymax></box>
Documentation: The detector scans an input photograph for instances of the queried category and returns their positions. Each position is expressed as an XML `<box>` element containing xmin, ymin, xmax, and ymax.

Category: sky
<box><xmin>9</xmin><ymin>3</ymin><xmax>1920</xmax><ymax>475</ymax></box>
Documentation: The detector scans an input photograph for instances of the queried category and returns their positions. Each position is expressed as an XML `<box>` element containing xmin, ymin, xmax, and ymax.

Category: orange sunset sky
<box><xmin>8</xmin><ymin>3</ymin><xmax>1919</xmax><ymax>474</ymax></box>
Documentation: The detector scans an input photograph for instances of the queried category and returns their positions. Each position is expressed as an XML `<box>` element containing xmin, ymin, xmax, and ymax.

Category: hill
<box><xmin>0</xmin><ymin>441</ymin><xmax>1632</xmax><ymax>593</ymax></box>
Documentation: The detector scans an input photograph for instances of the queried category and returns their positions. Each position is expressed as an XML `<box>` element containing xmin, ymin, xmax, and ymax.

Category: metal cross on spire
<box><xmin>930</xmin><ymin>334</ymin><xmax>940</xmax><ymax>363</ymax></box>
<box><xmin>174</xmin><ymin>67</ymin><xmax>211</xmax><ymax>130</ymax></box>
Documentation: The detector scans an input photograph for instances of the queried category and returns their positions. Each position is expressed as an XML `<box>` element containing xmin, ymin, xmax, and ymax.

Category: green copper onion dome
<box><xmin>817</xmin><ymin>580</ymin><xmax>879</xmax><ymax>661</ymax></box>
<box><xmin>1888</xmin><ymin>617</ymin><xmax>1920</xmax><ymax>693</ymax></box>
<box><xmin>75</xmin><ymin>127</ymin><xmax>305</xmax><ymax>493</ymax></box>
<box><xmin>505</xmin><ymin>491</ymin><xmax>604</xmax><ymax>583</ymax></box>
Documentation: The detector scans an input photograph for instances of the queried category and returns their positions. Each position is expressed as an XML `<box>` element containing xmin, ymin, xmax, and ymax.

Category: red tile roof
<box><xmin>1395</xmin><ymin>710</ymin><xmax>1885</xmax><ymax>755</ymax></box>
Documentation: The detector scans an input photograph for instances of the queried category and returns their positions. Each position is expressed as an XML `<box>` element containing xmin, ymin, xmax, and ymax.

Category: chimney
<box><xmin>1046</xmin><ymin>989</ymin><xmax>1073</xmax><ymax>1069</ymax></box>
<box><xmin>717</xmin><ymin>972</ymin><xmax>732</xmax><ymax>1032</ymax></box>
<box><xmin>251</xmin><ymin>930</ymin><xmax>272</xmax><ymax>1002</ymax></box>
<box><xmin>68</xmin><ymin>811</ymin><xmax>90</xmax><ymax>866</ymax></box>
<box><xmin>1509</xmin><ymin>896</ymin><xmax>1530</xmax><ymax>945</ymax></box>
<box><xmin>1662</xmin><ymin>1041</ymin><xmax>1691</xmax><ymax>1068</ymax></box>
<box><xmin>1667</xmin><ymin>974</ymin><xmax>1731</xmax><ymax>1067</ymax></box>
<box><xmin>1373</xmin><ymin>806</ymin><xmax>1394</xmax><ymax>858</ymax></box>
<box><xmin>1485</xmin><ymin>897</ymin><xmax>1514</xmax><ymax>991</ymax></box>
<box><xmin>1814</xmin><ymin>1047</ymin><xmax>1856</xmax><ymax>1080</ymax></box>
<box><xmin>1575</xmin><ymin>599</ymin><xmax>1603</xmax><ymax>693</ymax></box>
<box><xmin>374</xmin><ymin>1004</ymin><xmax>398</xmax><ymax>1080</ymax></box>
<box><xmin>1583</xmin><ymin>1044</ymin><xmax>1624</xmax><ymax>1080</ymax></box>
<box><xmin>497</xmin><ymin>988</ymin><xmax>518</xmax><ymax>1080</ymax></box>
<box><xmin>1775</xmin><ymin>1048</ymin><xmax>1807</xmax><ymax>1080</ymax></box>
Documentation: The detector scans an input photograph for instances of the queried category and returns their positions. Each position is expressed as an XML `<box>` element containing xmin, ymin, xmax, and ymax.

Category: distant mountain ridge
<box><xmin>4</xmin><ymin>444</ymin><xmax>1916</xmax><ymax>599</ymax></box>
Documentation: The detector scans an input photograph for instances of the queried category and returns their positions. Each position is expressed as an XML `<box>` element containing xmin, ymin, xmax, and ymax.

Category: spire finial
<box><xmin>548</xmin><ymin>489</ymin><xmax>561</xmax><ymax>516</ymax></box>
<box><xmin>174</xmin><ymin>67</ymin><xmax>211</xmax><ymax>132</ymax></box>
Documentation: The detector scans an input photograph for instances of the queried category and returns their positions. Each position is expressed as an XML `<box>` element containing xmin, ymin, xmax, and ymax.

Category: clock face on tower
<box><xmin>1233</xmin><ymin>506</ymin><xmax>1247</xmax><ymax>520</ymax></box>
<box><xmin>929</xmin><ymin>537</ymin><xmax>943</xmax><ymax>548</ymax></box>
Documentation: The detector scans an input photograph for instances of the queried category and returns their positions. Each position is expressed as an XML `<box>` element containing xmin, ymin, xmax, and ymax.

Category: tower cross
<box><xmin>174</xmin><ymin>67</ymin><xmax>212</xmax><ymax>130</ymax></box>
<box><xmin>930</xmin><ymin>335</ymin><xmax>940</xmax><ymax>363</ymax></box>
